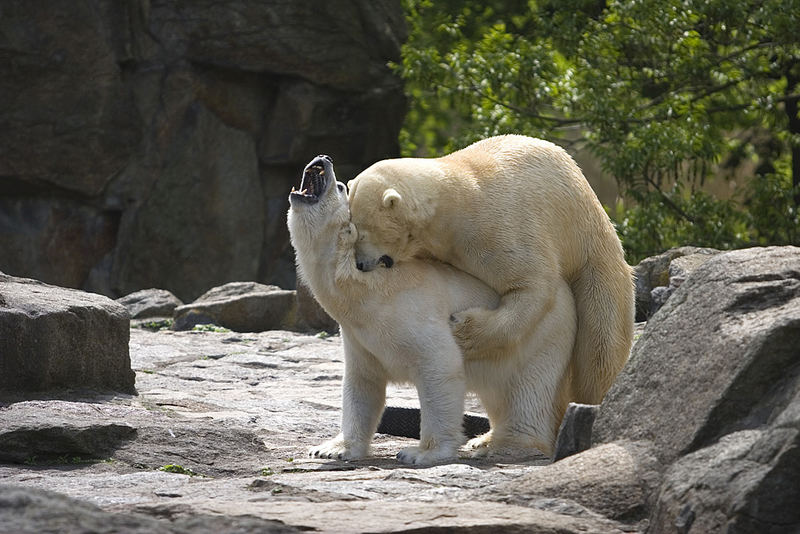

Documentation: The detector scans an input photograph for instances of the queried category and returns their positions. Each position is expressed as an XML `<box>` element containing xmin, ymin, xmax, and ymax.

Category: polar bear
<box><xmin>347</xmin><ymin>135</ymin><xmax>634</xmax><ymax>404</ymax></box>
<box><xmin>287</xmin><ymin>155</ymin><xmax>576</xmax><ymax>463</ymax></box>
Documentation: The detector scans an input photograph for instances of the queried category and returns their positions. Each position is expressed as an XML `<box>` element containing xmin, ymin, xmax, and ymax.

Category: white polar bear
<box><xmin>347</xmin><ymin>135</ymin><xmax>634</xmax><ymax>405</ymax></box>
<box><xmin>287</xmin><ymin>155</ymin><xmax>576</xmax><ymax>463</ymax></box>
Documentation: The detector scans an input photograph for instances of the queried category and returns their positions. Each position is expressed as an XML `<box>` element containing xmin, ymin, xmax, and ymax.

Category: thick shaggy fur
<box><xmin>287</xmin><ymin>157</ymin><xmax>575</xmax><ymax>463</ymax></box>
<box><xmin>347</xmin><ymin>135</ymin><xmax>634</xmax><ymax>404</ymax></box>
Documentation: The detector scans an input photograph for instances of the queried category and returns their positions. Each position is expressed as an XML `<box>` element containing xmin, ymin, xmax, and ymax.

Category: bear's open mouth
<box><xmin>291</xmin><ymin>155</ymin><xmax>333</xmax><ymax>205</ymax></box>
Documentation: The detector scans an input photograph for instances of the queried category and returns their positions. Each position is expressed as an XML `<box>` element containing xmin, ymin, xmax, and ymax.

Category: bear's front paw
<box><xmin>450</xmin><ymin>308</ymin><xmax>493</xmax><ymax>357</ymax></box>
<box><xmin>396</xmin><ymin>445</ymin><xmax>458</xmax><ymax>466</ymax></box>
<box><xmin>309</xmin><ymin>436</ymin><xmax>367</xmax><ymax>461</ymax></box>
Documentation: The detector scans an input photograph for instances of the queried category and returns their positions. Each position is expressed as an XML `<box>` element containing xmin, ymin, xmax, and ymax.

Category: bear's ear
<box><xmin>382</xmin><ymin>188</ymin><xmax>402</xmax><ymax>208</ymax></box>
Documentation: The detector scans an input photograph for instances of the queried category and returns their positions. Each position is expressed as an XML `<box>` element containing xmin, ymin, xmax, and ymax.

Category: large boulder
<box><xmin>490</xmin><ymin>440</ymin><xmax>663</xmax><ymax>522</ymax></box>
<box><xmin>649</xmin><ymin>427</ymin><xmax>800</xmax><ymax>534</ymax></box>
<box><xmin>594</xmin><ymin>246</ymin><xmax>800</xmax><ymax>532</ymax></box>
<box><xmin>0</xmin><ymin>0</ymin><xmax>406</xmax><ymax>301</ymax></box>
<box><xmin>595</xmin><ymin>246</ymin><xmax>800</xmax><ymax>462</ymax></box>
<box><xmin>116</xmin><ymin>289</ymin><xmax>183</xmax><ymax>319</ymax></box>
<box><xmin>632</xmin><ymin>246</ymin><xmax>720</xmax><ymax>320</ymax></box>
<box><xmin>172</xmin><ymin>281</ymin><xmax>296</xmax><ymax>332</ymax></box>
<box><xmin>0</xmin><ymin>273</ymin><xmax>135</xmax><ymax>394</ymax></box>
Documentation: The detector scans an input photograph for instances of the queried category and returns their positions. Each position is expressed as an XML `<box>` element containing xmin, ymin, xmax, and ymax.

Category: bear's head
<box><xmin>287</xmin><ymin>155</ymin><xmax>352</xmax><ymax>247</ymax></box>
<box><xmin>347</xmin><ymin>160</ymin><xmax>436</xmax><ymax>271</ymax></box>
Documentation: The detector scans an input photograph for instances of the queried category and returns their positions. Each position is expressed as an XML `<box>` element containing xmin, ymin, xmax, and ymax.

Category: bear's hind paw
<box><xmin>465</xmin><ymin>432</ymin><xmax>495</xmax><ymax>458</ymax></box>
<box><xmin>396</xmin><ymin>445</ymin><xmax>458</xmax><ymax>466</ymax></box>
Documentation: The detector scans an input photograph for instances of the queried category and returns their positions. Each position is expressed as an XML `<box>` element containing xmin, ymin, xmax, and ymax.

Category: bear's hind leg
<box><xmin>397</xmin><ymin>339</ymin><xmax>467</xmax><ymax>465</ymax></box>
<box><xmin>501</xmin><ymin>281</ymin><xmax>576</xmax><ymax>458</ymax></box>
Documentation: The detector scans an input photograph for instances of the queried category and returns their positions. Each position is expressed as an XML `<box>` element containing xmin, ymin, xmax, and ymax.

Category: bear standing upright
<box><xmin>347</xmin><ymin>135</ymin><xmax>634</xmax><ymax>404</ymax></box>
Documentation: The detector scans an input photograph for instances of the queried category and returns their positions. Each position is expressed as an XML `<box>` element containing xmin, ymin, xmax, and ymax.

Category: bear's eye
<box><xmin>337</xmin><ymin>183</ymin><xmax>345</xmax><ymax>192</ymax></box>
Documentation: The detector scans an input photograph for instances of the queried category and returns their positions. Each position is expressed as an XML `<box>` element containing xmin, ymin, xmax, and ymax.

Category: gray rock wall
<box><xmin>0</xmin><ymin>0</ymin><xmax>406</xmax><ymax>301</ymax></box>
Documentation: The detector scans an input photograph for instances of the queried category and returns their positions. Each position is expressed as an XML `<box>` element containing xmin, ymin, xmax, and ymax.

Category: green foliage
<box><xmin>191</xmin><ymin>323</ymin><xmax>231</xmax><ymax>333</ymax></box>
<box><xmin>397</xmin><ymin>0</ymin><xmax>800</xmax><ymax>259</ymax></box>
<box><xmin>159</xmin><ymin>464</ymin><xmax>203</xmax><ymax>477</ymax></box>
<box><xmin>135</xmin><ymin>319</ymin><xmax>173</xmax><ymax>331</ymax></box>
<box><xmin>744</xmin><ymin>171</ymin><xmax>800</xmax><ymax>245</ymax></box>
<box><xmin>615</xmin><ymin>173</ymin><xmax>799</xmax><ymax>263</ymax></box>
<box><xmin>614</xmin><ymin>188</ymin><xmax>747</xmax><ymax>263</ymax></box>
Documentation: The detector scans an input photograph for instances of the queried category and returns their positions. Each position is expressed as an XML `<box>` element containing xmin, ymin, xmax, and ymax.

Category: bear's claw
<box><xmin>309</xmin><ymin>436</ymin><xmax>366</xmax><ymax>461</ymax></box>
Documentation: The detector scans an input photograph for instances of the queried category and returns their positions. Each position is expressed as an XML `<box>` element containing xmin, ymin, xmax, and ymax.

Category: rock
<box><xmin>117</xmin><ymin>289</ymin><xmax>183</xmax><ymax>319</ymax></box>
<box><xmin>294</xmin><ymin>281</ymin><xmax>338</xmax><ymax>334</ymax></box>
<box><xmin>172</xmin><ymin>282</ymin><xmax>296</xmax><ymax>332</ymax></box>
<box><xmin>0</xmin><ymin>1</ymin><xmax>405</xmax><ymax>300</ymax></box>
<box><xmin>109</xmin><ymin>100</ymin><xmax>265</xmax><ymax>302</ymax></box>
<box><xmin>490</xmin><ymin>440</ymin><xmax>663</xmax><ymax>523</ymax></box>
<box><xmin>595</xmin><ymin>247</ymin><xmax>800</xmax><ymax>464</ymax></box>
<box><xmin>0</xmin><ymin>274</ymin><xmax>135</xmax><ymax>394</ymax></box>
<box><xmin>0</xmin><ymin>401</ymin><xmax>137</xmax><ymax>464</ymax></box>
<box><xmin>633</xmin><ymin>246</ymin><xmax>720</xmax><ymax>320</ymax></box>
<box><xmin>0</xmin><ymin>485</ymin><xmax>300</xmax><ymax>534</ymax></box>
<box><xmin>0</xmin><ymin>3</ymin><xmax>141</xmax><ymax>197</ymax></box>
<box><xmin>0</xmin><ymin>327</ymin><xmax>630</xmax><ymax>533</ymax></box>
<box><xmin>0</xmin><ymin>198</ymin><xmax>119</xmax><ymax>292</ymax></box>
<box><xmin>147</xmin><ymin>1</ymin><xmax>405</xmax><ymax>92</ymax></box>
<box><xmin>650</xmin><ymin>427</ymin><xmax>800</xmax><ymax>534</ymax></box>
<box><xmin>553</xmin><ymin>403</ymin><xmax>599</xmax><ymax>462</ymax></box>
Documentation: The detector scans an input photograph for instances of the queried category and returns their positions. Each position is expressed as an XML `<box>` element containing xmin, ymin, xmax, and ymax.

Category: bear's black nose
<box><xmin>317</xmin><ymin>154</ymin><xmax>333</xmax><ymax>163</ymax></box>
<box><xmin>356</xmin><ymin>261</ymin><xmax>365</xmax><ymax>271</ymax></box>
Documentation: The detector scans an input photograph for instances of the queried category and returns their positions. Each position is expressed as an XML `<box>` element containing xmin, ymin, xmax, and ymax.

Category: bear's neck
<box><xmin>295</xmin><ymin>222</ymin><xmax>373</xmax><ymax>322</ymax></box>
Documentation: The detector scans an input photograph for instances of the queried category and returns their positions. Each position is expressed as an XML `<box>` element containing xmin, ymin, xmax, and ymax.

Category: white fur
<box><xmin>287</xmin><ymin>168</ymin><xmax>575</xmax><ymax>464</ymax></box>
<box><xmin>347</xmin><ymin>135</ymin><xmax>635</xmax><ymax>404</ymax></box>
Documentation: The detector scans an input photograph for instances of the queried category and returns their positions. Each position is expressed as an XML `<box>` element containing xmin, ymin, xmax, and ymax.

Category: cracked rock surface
<box><xmin>2</xmin><ymin>328</ymin><xmax>630</xmax><ymax>533</ymax></box>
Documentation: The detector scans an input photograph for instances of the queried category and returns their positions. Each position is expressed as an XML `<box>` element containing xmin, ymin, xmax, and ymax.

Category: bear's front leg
<box><xmin>309</xmin><ymin>329</ymin><xmax>386</xmax><ymax>461</ymax></box>
<box><xmin>450</xmin><ymin>281</ymin><xmax>559</xmax><ymax>359</ymax></box>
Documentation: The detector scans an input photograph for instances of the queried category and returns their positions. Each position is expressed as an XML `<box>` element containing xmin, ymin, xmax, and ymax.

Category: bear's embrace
<box><xmin>289</xmin><ymin>153</ymin><xmax>579</xmax><ymax>462</ymax></box>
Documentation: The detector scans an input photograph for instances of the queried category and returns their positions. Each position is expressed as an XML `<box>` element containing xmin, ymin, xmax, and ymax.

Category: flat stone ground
<box><xmin>0</xmin><ymin>327</ymin><xmax>629</xmax><ymax>533</ymax></box>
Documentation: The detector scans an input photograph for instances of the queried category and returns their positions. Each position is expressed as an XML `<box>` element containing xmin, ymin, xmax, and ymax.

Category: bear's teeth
<box><xmin>319</xmin><ymin>169</ymin><xmax>325</xmax><ymax>175</ymax></box>
<box><xmin>301</xmin><ymin>189</ymin><xmax>308</xmax><ymax>195</ymax></box>
<box><xmin>291</xmin><ymin>187</ymin><xmax>296</xmax><ymax>192</ymax></box>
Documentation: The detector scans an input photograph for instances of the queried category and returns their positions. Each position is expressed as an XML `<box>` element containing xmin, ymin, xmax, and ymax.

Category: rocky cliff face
<box><xmin>0</xmin><ymin>0</ymin><xmax>406</xmax><ymax>301</ymax></box>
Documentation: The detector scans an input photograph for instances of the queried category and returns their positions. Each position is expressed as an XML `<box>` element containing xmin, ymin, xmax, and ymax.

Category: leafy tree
<box><xmin>396</xmin><ymin>0</ymin><xmax>800</xmax><ymax>262</ymax></box>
